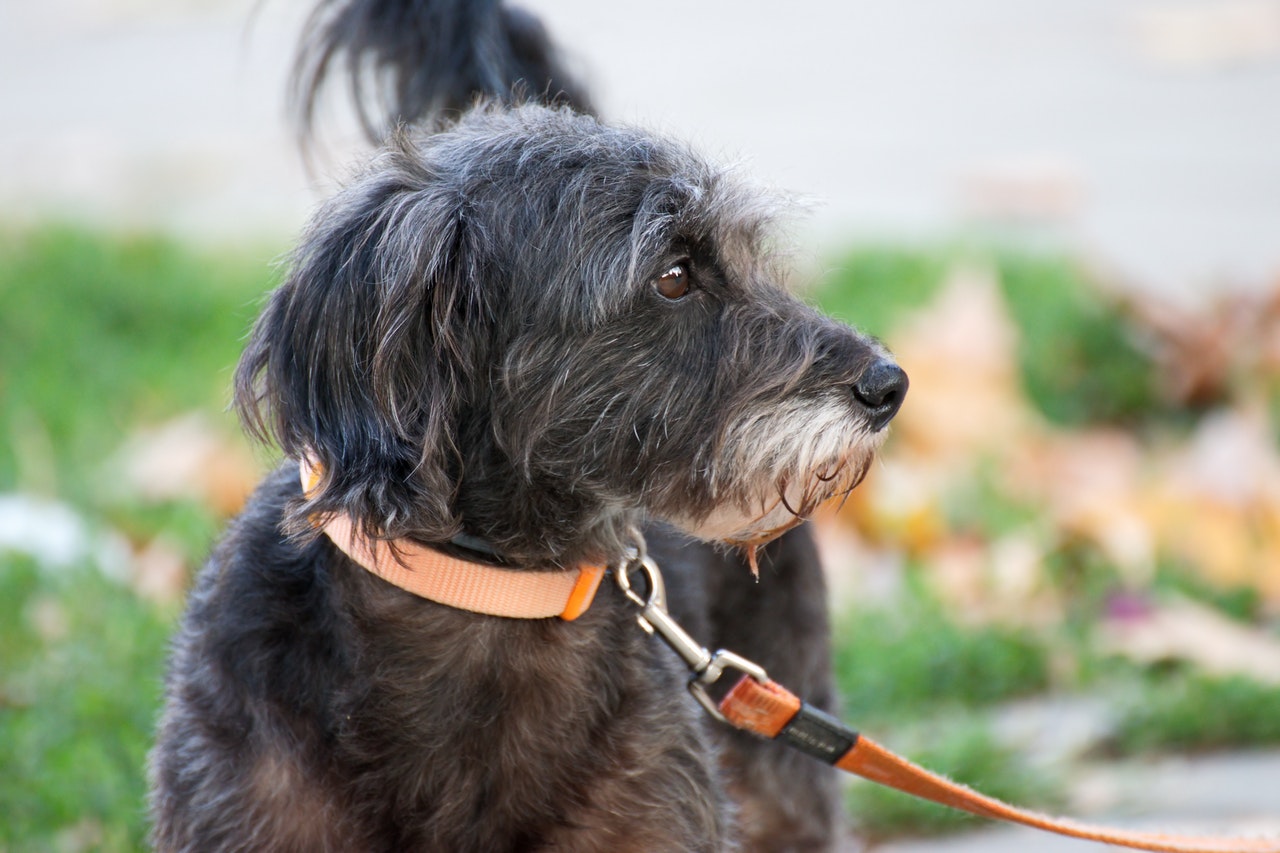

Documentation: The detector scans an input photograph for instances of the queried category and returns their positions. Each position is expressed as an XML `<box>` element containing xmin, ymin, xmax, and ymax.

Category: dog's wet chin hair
<box><xmin>681</xmin><ymin>398</ymin><xmax>886</xmax><ymax>546</ymax></box>
<box><xmin>235</xmin><ymin>104</ymin><xmax>895</xmax><ymax>568</ymax></box>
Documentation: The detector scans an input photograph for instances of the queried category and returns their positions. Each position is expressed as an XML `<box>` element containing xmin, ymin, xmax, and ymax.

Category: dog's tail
<box><xmin>292</xmin><ymin>0</ymin><xmax>594</xmax><ymax>142</ymax></box>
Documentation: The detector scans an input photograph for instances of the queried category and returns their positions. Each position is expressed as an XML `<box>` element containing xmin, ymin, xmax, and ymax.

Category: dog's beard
<box><xmin>674</xmin><ymin>398</ymin><xmax>883</xmax><ymax>575</ymax></box>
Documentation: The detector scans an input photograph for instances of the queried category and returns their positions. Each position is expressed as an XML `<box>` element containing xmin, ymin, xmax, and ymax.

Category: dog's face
<box><xmin>237</xmin><ymin>106</ymin><xmax>905</xmax><ymax>566</ymax></box>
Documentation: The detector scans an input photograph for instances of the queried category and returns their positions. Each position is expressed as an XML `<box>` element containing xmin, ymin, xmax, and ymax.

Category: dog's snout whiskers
<box><xmin>852</xmin><ymin>359</ymin><xmax>908</xmax><ymax>432</ymax></box>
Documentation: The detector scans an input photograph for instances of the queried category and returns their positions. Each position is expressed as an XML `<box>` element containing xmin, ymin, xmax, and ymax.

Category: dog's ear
<box><xmin>236</xmin><ymin>146</ymin><xmax>481</xmax><ymax>541</ymax></box>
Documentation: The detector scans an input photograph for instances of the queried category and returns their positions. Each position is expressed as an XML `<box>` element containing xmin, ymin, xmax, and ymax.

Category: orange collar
<box><xmin>299</xmin><ymin>459</ymin><xmax>605</xmax><ymax>620</ymax></box>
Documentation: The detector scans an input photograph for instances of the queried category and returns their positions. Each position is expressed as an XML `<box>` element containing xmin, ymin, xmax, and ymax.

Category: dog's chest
<box><xmin>329</xmin><ymin>587</ymin><xmax>723</xmax><ymax>848</ymax></box>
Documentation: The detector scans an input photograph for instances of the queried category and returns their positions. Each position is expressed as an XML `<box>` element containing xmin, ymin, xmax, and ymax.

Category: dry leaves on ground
<box><xmin>819</xmin><ymin>262</ymin><xmax>1280</xmax><ymax>624</ymax></box>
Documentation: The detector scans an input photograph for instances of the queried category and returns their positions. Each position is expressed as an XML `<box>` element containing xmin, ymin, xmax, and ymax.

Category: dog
<box><xmin>149</xmin><ymin>3</ymin><xmax>907</xmax><ymax>851</ymax></box>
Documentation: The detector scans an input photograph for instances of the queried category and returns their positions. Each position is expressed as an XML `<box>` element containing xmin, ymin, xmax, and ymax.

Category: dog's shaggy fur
<box><xmin>149</xmin><ymin>4</ymin><xmax>906</xmax><ymax>851</ymax></box>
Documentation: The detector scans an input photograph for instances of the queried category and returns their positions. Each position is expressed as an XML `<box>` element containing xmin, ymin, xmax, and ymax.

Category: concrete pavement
<box><xmin>3</xmin><ymin>0</ymin><xmax>1280</xmax><ymax>301</ymax></box>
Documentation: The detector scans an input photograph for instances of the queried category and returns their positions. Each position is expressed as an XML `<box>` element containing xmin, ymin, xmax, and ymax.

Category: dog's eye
<box><xmin>654</xmin><ymin>264</ymin><xmax>690</xmax><ymax>300</ymax></box>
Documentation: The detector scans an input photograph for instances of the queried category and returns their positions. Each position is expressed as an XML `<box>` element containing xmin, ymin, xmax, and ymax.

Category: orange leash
<box><xmin>612</xmin><ymin>547</ymin><xmax>1280</xmax><ymax>853</ymax></box>
<box><xmin>719</xmin><ymin>676</ymin><xmax>1280</xmax><ymax>853</ymax></box>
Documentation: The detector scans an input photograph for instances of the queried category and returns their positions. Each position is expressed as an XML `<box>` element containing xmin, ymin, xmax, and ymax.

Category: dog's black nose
<box><xmin>852</xmin><ymin>359</ymin><xmax>908</xmax><ymax>432</ymax></box>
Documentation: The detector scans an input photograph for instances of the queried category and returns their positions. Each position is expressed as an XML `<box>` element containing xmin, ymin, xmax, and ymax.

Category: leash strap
<box><xmin>612</xmin><ymin>548</ymin><xmax>1279</xmax><ymax>853</ymax></box>
<box><xmin>718</xmin><ymin>674</ymin><xmax>1280</xmax><ymax>852</ymax></box>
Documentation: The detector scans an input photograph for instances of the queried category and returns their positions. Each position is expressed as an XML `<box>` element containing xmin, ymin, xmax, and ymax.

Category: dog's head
<box><xmin>237</xmin><ymin>105</ymin><xmax>906</xmax><ymax>567</ymax></box>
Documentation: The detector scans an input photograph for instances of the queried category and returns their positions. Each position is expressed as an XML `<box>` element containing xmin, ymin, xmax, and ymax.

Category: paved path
<box><xmin>4</xmin><ymin>0</ymin><xmax>1280</xmax><ymax>301</ymax></box>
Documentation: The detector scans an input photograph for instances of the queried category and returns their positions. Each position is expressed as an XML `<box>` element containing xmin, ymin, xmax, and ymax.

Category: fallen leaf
<box><xmin>1132</xmin><ymin>1</ymin><xmax>1280</xmax><ymax>69</ymax></box>
<box><xmin>130</xmin><ymin>536</ymin><xmax>190</xmax><ymax>607</ymax></box>
<box><xmin>1097</xmin><ymin>595</ymin><xmax>1280</xmax><ymax>684</ymax></box>
<box><xmin>886</xmin><ymin>263</ymin><xmax>1035</xmax><ymax>471</ymax></box>
<box><xmin>958</xmin><ymin>155</ymin><xmax>1085</xmax><ymax>224</ymax></box>
<box><xmin>1124</xmin><ymin>280</ymin><xmax>1280</xmax><ymax>406</ymax></box>
<box><xmin>1147</xmin><ymin>404</ymin><xmax>1280</xmax><ymax>600</ymax></box>
<box><xmin>1005</xmin><ymin>429</ymin><xmax>1157</xmax><ymax>582</ymax></box>
<box><xmin>114</xmin><ymin>412</ymin><xmax>262</xmax><ymax>515</ymax></box>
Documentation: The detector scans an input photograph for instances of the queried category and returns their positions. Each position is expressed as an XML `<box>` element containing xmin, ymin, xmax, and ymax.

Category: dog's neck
<box><xmin>300</xmin><ymin>457</ymin><xmax>606</xmax><ymax>619</ymax></box>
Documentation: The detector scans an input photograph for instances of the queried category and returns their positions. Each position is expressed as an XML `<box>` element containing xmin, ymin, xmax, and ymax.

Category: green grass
<box><xmin>996</xmin><ymin>254</ymin><xmax>1166</xmax><ymax>427</ymax></box>
<box><xmin>1111</xmin><ymin>673</ymin><xmax>1280</xmax><ymax>755</ymax></box>
<box><xmin>0</xmin><ymin>224</ymin><xmax>273</xmax><ymax>849</ymax></box>
<box><xmin>1152</xmin><ymin>564</ymin><xmax>1264</xmax><ymax>624</ymax></box>
<box><xmin>0</xmin><ymin>556</ymin><xmax>175</xmax><ymax>852</ymax></box>
<box><xmin>818</xmin><ymin>246</ymin><xmax>951</xmax><ymax>340</ymax></box>
<box><xmin>0</xmin><ymin>224</ymin><xmax>277</xmax><ymax>500</ymax></box>
<box><xmin>833</xmin><ymin>579</ymin><xmax>1052</xmax><ymax>723</ymax></box>
<box><xmin>847</xmin><ymin>718</ymin><xmax>1063</xmax><ymax>842</ymax></box>
<box><xmin>833</xmin><ymin>583</ymin><xmax>1063</xmax><ymax>839</ymax></box>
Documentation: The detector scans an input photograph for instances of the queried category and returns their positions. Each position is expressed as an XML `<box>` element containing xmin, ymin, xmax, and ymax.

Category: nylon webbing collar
<box><xmin>299</xmin><ymin>458</ymin><xmax>605</xmax><ymax>620</ymax></box>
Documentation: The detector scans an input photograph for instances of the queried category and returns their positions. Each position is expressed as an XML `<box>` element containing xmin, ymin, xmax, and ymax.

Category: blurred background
<box><xmin>2</xmin><ymin>0</ymin><xmax>1279</xmax><ymax>849</ymax></box>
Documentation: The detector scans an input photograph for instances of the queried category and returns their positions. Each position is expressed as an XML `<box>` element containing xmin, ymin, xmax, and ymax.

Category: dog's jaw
<box><xmin>671</xmin><ymin>397</ymin><xmax>886</xmax><ymax>554</ymax></box>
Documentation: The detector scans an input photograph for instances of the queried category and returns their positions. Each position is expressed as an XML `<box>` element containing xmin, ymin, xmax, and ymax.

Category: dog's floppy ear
<box><xmin>236</xmin><ymin>141</ymin><xmax>481</xmax><ymax>542</ymax></box>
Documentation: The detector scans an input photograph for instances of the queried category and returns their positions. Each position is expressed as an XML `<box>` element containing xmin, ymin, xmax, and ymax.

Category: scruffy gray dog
<box><xmin>149</xmin><ymin>2</ymin><xmax>906</xmax><ymax>851</ymax></box>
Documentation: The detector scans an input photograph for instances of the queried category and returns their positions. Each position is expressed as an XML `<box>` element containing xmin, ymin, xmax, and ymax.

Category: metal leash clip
<box><xmin>613</xmin><ymin>537</ymin><xmax>769</xmax><ymax>723</ymax></box>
